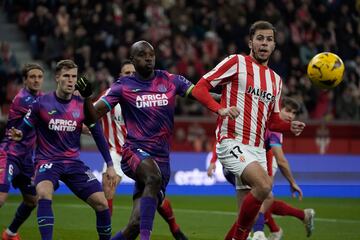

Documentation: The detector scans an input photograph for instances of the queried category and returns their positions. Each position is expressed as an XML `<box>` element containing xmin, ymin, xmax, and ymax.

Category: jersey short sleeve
<box><xmin>172</xmin><ymin>74</ymin><xmax>194</xmax><ymax>97</ymax></box>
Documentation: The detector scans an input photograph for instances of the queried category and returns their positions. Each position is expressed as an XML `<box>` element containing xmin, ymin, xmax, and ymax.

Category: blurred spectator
<box><xmin>2</xmin><ymin>0</ymin><xmax>359</xmax><ymax>121</ymax></box>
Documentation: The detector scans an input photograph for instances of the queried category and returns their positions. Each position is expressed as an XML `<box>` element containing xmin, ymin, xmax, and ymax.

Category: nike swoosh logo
<box><xmin>48</xmin><ymin>110</ymin><xmax>57</xmax><ymax>115</ymax></box>
<box><xmin>105</xmin><ymin>227</ymin><xmax>111</xmax><ymax>232</ymax></box>
<box><xmin>132</xmin><ymin>89</ymin><xmax>141</xmax><ymax>92</ymax></box>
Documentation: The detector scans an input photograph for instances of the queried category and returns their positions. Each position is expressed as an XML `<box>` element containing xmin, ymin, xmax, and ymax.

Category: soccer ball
<box><xmin>307</xmin><ymin>52</ymin><xmax>345</xmax><ymax>89</ymax></box>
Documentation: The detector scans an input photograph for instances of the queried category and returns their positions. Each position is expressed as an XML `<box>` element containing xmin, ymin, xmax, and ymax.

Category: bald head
<box><xmin>130</xmin><ymin>41</ymin><xmax>154</xmax><ymax>59</ymax></box>
<box><xmin>129</xmin><ymin>40</ymin><xmax>155</xmax><ymax>79</ymax></box>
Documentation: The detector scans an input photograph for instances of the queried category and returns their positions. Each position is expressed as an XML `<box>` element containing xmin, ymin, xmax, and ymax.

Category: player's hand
<box><xmin>75</xmin><ymin>76</ymin><xmax>93</xmax><ymax>98</ymax></box>
<box><xmin>105</xmin><ymin>166</ymin><xmax>117</xmax><ymax>187</ymax></box>
<box><xmin>207</xmin><ymin>163</ymin><xmax>216</xmax><ymax>177</ymax></box>
<box><xmin>290</xmin><ymin>121</ymin><xmax>305</xmax><ymax>136</ymax></box>
<box><xmin>218</xmin><ymin>106</ymin><xmax>240</xmax><ymax>119</ymax></box>
<box><xmin>7</xmin><ymin>127</ymin><xmax>23</xmax><ymax>141</ymax></box>
<box><xmin>290</xmin><ymin>182</ymin><xmax>303</xmax><ymax>200</ymax></box>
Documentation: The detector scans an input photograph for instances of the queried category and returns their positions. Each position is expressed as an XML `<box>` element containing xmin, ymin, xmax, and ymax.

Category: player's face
<box><xmin>249</xmin><ymin>29</ymin><xmax>275</xmax><ymax>65</ymax></box>
<box><xmin>132</xmin><ymin>44</ymin><xmax>155</xmax><ymax>76</ymax></box>
<box><xmin>280</xmin><ymin>107</ymin><xmax>297</xmax><ymax>121</ymax></box>
<box><xmin>120</xmin><ymin>63</ymin><xmax>136</xmax><ymax>77</ymax></box>
<box><xmin>56</xmin><ymin>67</ymin><xmax>78</xmax><ymax>95</ymax></box>
<box><xmin>24</xmin><ymin>69</ymin><xmax>44</xmax><ymax>94</ymax></box>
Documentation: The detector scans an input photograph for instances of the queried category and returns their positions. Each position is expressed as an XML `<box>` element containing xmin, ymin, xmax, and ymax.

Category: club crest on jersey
<box><xmin>157</xmin><ymin>84</ymin><xmax>167</xmax><ymax>93</ymax></box>
<box><xmin>25</xmin><ymin>96</ymin><xmax>32</xmax><ymax>102</ymax></box>
<box><xmin>72</xmin><ymin>110</ymin><xmax>80</xmax><ymax>118</ymax></box>
<box><xmin>247</xmin><ymin>86</ymin><xmax>275</xmax><ymax>103</ymax></box>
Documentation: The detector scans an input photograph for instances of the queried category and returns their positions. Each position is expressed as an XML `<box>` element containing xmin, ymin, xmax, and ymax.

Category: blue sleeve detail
<box><xmin>101</xmin><ymin>98</ymin><xmax>112</xmax><ymax>111</ymax></box>
<box><xmin>269</xmin><ymin>143</ymin><xmax>282</xmax><ymax>147</ymax></box>
<box><xmin>24</xmin><ymin>118</ymin><xmax>34</xmax><ymax>128</ymax></box>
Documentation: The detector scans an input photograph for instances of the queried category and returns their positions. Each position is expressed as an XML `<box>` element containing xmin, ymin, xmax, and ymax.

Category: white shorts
<box><xmin>216</xmin><ymin>139</ymin><xmax>267</xmax><ymax>190</ymax></box>
<box><xmin>102</xmin><ymin>150</ymin><xmax>125</xmax><ymax>178</ymax></box>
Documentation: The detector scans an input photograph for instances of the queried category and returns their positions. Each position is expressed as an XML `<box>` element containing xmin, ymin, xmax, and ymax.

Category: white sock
<box><xmin>5</xmin><ymin>228</ymin><xmax>17</xmax><ymax>236</ymax></box>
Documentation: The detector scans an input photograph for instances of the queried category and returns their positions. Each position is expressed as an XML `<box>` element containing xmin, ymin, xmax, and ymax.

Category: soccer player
<box><xmin>207</xmin><ymin>97</ymin><xmax>314</xmax><ymax>240</ymax></box>
<box><xmin>192</xmin><ymin>21</ymin><xmax>305</xmax><ymax>240</ymax></box>
<box><xmin>77</xmin><ymin>41</ymin><xmax>192</xmax><ymax>240</ymax></box>
<box><xmin>8</xmin><ymin>60</ymin><xmax>117</xmax><ymax>240</ymax></box>
<box><xmin>0</xmin><ymin>63</ymin><xmax>44</xmax><ymax>240</ymax></box>
<box><xmin>98</xmin><ymin>59</ymin><xmax>188</xmax><ymax>239</ymax></box>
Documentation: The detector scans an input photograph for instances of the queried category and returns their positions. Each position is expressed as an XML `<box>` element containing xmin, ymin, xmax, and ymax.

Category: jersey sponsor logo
<box><xmin>247</xmin><ymin>86</ymin><xmax>275</xmax><ymax>103</ymax></box>
<box><xmin>48</xmin><ymin>110</ymin><xmax>57</xmax><ymax>115</ymax></box>
<box><xmin>38</xmin><ymin>163</ymin><xmax>53</xmax><ymax>173</ymax></box>
<box><xmin>135</xmin><ymin>94</ymin><xmax>169</xmax><ymax>108</ymax></box>
<box><xmin>48</xmin><ymin>118</ymin><xmax>77</xmax><ymax>132</ymax></box>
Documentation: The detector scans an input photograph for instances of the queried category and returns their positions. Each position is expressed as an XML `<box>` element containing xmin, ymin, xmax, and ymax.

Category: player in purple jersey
<box><xmin>8</xmin><ymin>60</ymin><xmax>117</xmax><ymax>240</ymax></box>
<box><xmin>0</xmin><ymin>63</ymin><xmax>44</xmax><ymax>240</ymax></box>
<box><xmin>77</xmin><ymin>41</ymin><xmax>193</xmax><ymax>240</ymax></box>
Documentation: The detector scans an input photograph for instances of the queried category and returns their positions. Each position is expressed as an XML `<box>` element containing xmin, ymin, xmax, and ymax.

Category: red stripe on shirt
<box><xmin>254</xmin><ymin>67</ymin><xmax>266</xmax><ymax>147</ymax></box>
<box><xmin>242</xmin><ymin>58</ymin><xmax>254</xmax><ymax>144</ymax></box>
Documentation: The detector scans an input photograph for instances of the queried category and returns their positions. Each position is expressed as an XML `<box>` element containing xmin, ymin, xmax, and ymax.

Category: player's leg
<box><xmin>102</xmin><ymin>172</ymin><xmax>121</xmax><ymax>216</ymax></box>
<box><xmin>252</xmin><ymin>192</ymin><xmax>274</xmax><ymax>240</ymax></box>
<box><xmin>157</xmin><ymin>198</ymin><xmax>188</xmax><ymax>240</ymax></box>
<box><xmin>270</xmin><ymin>199</ymin><xmax>315</xmax><ymax>237</ymax></box>
<box><xmin>102</xmin><ymin>150</ymin><xmax>123</xmax><ymax>216</ymax></box>
<box><xmin>66</xmin><ymin>162</ymin><xmax>111</xmax><ymax>240</ymax></box>
<box><xmin>0</xmin><ymin>150</ymin><xmax>11</xmax><ymax>208</ymax></box>
<box><xmin>3</xmin><ymin>173</ymin><xmax>37</xmax><ymax>240</ymax></box>
<box><xmin>34</xmin><ymin>162</ymin><xmax>62</xmax><ymax>240</ymax></box>
<box><xmin>218</xmin><ymin>141</ymin><xmax>272</xmax><ymax>240</ymax></box>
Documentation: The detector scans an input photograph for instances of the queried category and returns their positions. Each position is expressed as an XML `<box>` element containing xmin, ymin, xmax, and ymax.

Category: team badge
<box><xmin>72</xmin><ymin>110</ymin><xmax>80</xmax><ymax>118</ymax></box>
<box><xmin>157</xmin><ymin>84</ymin><xmax>167</xmax><ymax>93</ymax></box>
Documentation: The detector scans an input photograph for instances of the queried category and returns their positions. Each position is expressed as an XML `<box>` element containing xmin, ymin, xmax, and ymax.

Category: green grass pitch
<box><xmin>1</xmin><ymin>195</ymin><xmax>360</xmax><ymax>239</ymax></box>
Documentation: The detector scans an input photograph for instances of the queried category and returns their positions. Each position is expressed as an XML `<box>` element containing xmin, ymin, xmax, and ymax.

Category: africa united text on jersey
<box><xmin>102</xmin><ymin>70</ymin><xmax>193</xmax><ymax>162</ymax></box>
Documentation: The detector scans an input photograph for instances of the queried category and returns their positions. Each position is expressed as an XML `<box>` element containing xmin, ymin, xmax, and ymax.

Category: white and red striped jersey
<box><xmin>202</xmin><ymin>54</ymin><xmax>283</xmax><ymax>148</ymax></box>
<box><xmin>95</xmin><ymin>89</ymin><xmax>126</xmax><ymax>154</ymax></box>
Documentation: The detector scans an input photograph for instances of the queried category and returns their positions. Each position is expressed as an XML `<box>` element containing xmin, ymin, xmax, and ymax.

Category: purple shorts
<box><xmin>0</xmin><ymin>150</ymin><xmax>36</xmax><ymax>195</ymax></box>
<box><xmin>34</xmin><ymin>161</ymin><xmax>102</xmax><ymax>201</ymax></box>
<box><xmin>121</xmin><ymin>146</ymin><xmax>170</xmax><ymax>201</ymax></box>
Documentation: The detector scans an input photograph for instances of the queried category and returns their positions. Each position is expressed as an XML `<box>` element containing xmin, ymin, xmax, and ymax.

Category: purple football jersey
<box><xmin>102</xmin><ymin>70</ymin><xmax>193</xmax><ymax>162</ymax></box>
<box><xmin>264</xmin><ymin>129</ymin><xmax>283</xmax><ymax>152</ymax></box>
<box><xmin>24</xmin><ymin>92</ymin><xmax>84</xmax><ymax>163</ymax></box>
<box><xmin>0</xmin><ymin>88</ymin><xmax>43</xmax><ymax>163</ymax></box>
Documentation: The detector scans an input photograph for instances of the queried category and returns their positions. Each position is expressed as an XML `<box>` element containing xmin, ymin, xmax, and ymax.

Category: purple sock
<box><xmin>140</xmin><ymin>197</ymin><xmax>157</xmax><ymax>240</ymax></box>
<box><xmin>37</xmin><ymin>199</ymin><xmax>54</xmax><ymax>240</ymax></box>
<box><xmin>253</xmin><ymin>212</ymin><xmax>265</xmax><ymax>232</ymax></box>
<box><xmin>8</xmin><ymin>202</ymin><xmax>35</xmax><ymax>233</ymax></box>
<box><xmin>96</xmin><ymin>209</ymin><xmax>112</xmax><ymax>240</ymax></box>
<box><xmin>111</xmin><ymin>231</ymin><xmax>126</xmax><ymax>240</ymax></box>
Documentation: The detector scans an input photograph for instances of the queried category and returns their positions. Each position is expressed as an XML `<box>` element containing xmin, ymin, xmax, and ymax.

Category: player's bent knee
<box><xmin>23</xmin><ymin>196</ymin><xmax>38</xmax><ymax>208</ymax></box>
<box><xmin>145</xmin><ymin>174</ymin><xmax>162</xmax><ymax>189</ymax></box>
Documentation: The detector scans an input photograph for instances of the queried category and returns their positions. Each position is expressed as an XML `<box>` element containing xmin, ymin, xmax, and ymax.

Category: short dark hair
<box><xmin>249</xmin><ymin>21</ymin><xmax>276</xmax><ymax>40</ymax></box>
<box><xmin>281</xmin><ymin>97</ymin><xmax>300</xmax><ymax>112</ymax></box>
<box><xmin>22</xmin><ymin>63</ymin><xmax>44</xmax><ymax>79</ymax></box>
<box><xmin>55</xmin><ymin>60</ymin><xmax>77</xmax><ymax>74</ymax></box>
<box><xmin>121</xmin><ymin>59</ymin><xmax>132</xmax><ymax>69</ymax></box>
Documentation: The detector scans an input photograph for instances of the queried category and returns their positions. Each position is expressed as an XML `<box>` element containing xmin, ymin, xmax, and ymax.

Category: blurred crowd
<box><xmin>1</xmin><ymin>0</ymin><xmax>360</xmax><ymax>121</ymax></box>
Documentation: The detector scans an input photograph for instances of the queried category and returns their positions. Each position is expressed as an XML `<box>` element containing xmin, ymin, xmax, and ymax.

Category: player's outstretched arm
<box><xmin>88</xmin><ymin>122</ymin><xmax>117</xmax><ymax>186</ymax></box>
<box><xmin>272</xmin><ymin>145</ymin><xmax>303</xmax><ymax>200</ymax></box>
